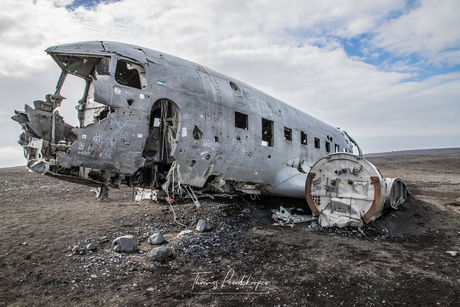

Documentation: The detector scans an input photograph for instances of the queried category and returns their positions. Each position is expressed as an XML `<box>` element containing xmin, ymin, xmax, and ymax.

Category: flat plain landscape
<box><xmin>0</xmin><ymin>148</ymin><xmax>459</xmax><ymax>306</ymax></box>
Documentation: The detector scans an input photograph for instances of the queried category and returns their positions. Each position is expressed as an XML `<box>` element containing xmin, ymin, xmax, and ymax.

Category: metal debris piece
<box><xmin>134</xmin><ymin>188</ymin><xmax>158</xmax><ymax>202</ymax></box>
<box><xmin>272</xmin><ymin>206</ymin><xmax>317</xmax><ymax>227</ymax></box>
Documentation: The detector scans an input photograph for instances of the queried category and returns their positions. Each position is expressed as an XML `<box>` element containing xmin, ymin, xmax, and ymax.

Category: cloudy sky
<box><xmin>1</xmin><ymin>0</ymin><xmax>459</xmax><ymax>167</ymax></box>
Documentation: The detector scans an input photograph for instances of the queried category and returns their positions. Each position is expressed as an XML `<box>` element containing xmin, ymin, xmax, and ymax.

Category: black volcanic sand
<box><xmin>0</xmin><ymin>148</ymin><xmax>459</xmax><ymax>306</ymax></box>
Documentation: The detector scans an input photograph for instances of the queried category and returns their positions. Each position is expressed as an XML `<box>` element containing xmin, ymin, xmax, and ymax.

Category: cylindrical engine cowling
<box><xmin>305</xmin><ymin>153</ymin><xmax>407</xmax><ymax>227</ymax></box>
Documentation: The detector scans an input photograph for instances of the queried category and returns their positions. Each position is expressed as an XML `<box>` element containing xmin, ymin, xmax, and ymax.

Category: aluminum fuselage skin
<box><xmin>19</xmin><ymin>41</ymin><xmax>355</xmax><ymax>198</ymax></box>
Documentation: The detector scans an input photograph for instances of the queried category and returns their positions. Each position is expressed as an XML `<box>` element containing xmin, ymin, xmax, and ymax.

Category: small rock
<box><xmin>146</xmin><ymin>287</ymin><xmax>155</xmax><ymax>292</ymax></box>
<box><xmin>196</xmin><ymin>220</ymin><xmax>207</xmax><ymax>232</ymax></box>
<box><xmin>91</xmin><ymin>274</ymin><xmax>98</xmax><ymax>278</ymax></box>
<box><xmin>149</xmin><ymin>246</ymin><xmax>173</xmax><ymax>261</ymax></box>
<box><xmin>446</xmin><ymin>251</ymin><xmax>458</xmax><ymax>257</ymax></box>
<box><xmin>242</xmin><ymin>208</ymin><xmax>251</xmax><ymax>214</ymax></box>
<box><xmin>112</xmin><ymin>235</ymin><xmax>137</xmax><ymax>253</ymax></box>
<box><xmin>177</xmin><ymin>230</ymin><xmax>193</xmax><ymax>237</ymax></box>
<box><xmin>148</xmin><ymin>233</ymin><xmax>165</xmax><ymax>245</ymax></box>
<box><xmin>71</xmin><ymin>245</ymin><xmax>79</xmax><ymax>252</ymax></box>
<box><xmin>86</xmin><ymin>243</ymin><xmax>97</xmax><ymax>251</ymax></box>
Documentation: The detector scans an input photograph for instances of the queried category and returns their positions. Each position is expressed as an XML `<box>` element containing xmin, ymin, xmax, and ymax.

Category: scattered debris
<box><xmin>135</xmin><ymin>188</ymin><xmax>158</xmax><ymax>202</ymax></box>
<box><xmin>112</xmin><ymin>235</ymin><xmax>137</xmax><ymax>253</ymax></box>
<box><xmin>446</xmin><ymin>251</ymin><xmax>458</xmax><ymax>257</ymax></box>
<box><xmin>272</xmin><ymin>206</ymin><xmax>317</xmax><ymax>227</ymax></box>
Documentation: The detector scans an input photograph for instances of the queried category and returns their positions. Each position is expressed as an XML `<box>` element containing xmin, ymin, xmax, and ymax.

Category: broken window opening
<box><xmin>235</xmin><ymin>112</ymin><xmax>248</xmax><ymax>129</ymax></box>
<box><xmin>94</xmin><ymin>106</ymin><xmax>115</xmax><ymax>122</ymax></box>
<box><xmin>335</xmin><ymin>144</ymin><xmax>340</xmax><ymax>153</ymax></box>
<box><xmin>55</xmin><ymin>54</ymin><xmax>103</xmax><ymax>79</ymax></box>
<box><xmin>262</xmin><ymin>118</ymin><xmax>273</xmax><ymax>147</ymax></box>
<box><xmin>57</xmin><ymin>74</ymin><xmax>87</xmax><ymax>127</ymax></box>
<box><xmin>115</xmin><ymin>60</ymin><xmax>146</xmax><ymax>89</ymax></box>
<box><xmin>284</xmin><ymin>127</ymin><xmax>292</xmax><ymax>141</ymax></box>
<box><xmin>326</xmin><ymin>141</ymin><xmax>331</xmax><ymax>153</ymax></box>
<box><xmin>193</xmin><ymin>126</ymin><xmax>203</xmax><ymax>140</ymax></box>
<box><xmin>78</xmin><ymin>80</ymin><xmax>111</xmax><ymax>128</ymax></box>
<box><xmin>314</xmin><ymin>137</ymin><xmax>320</xmax><ymax>149</ymax></box>
<box><xmin>46</xmin><ymin>56</ymin><xmax>113</xmax><ymax>129</ymax></box>
<box><xmin>301</xmin><ymin>131</ymin><xmax>308</xmax><ymax>145</ymax></box>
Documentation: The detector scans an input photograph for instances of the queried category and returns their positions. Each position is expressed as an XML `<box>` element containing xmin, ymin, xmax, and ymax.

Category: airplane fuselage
<box><xmin>14</xmin><ymin>41</ymin><xmax>356</xmax><ymax>198</ymax></box>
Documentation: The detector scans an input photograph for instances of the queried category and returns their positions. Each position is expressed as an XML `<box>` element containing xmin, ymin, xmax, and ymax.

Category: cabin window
<box><xmin>235</xmin><ymin>112</ymin><xmax>248</xmax><ymax>129</ymax></box>
<box><xmin>284</xmin><ymin>127</ymin><xmax>292</xmax><ymax>141</ymax></box>
<box><xmin>301</xmin><ymin>131</ymin><xmax>308</xmax><ymax>145</ymax></box>
<box><xmin>314</xmin><ymin>137</ymin><xmax>320</xmax><ymax>149</ymax></box>
<box><xmin>115</xmin><ymin>59</ymin><xmax>146</xmax><ymax>89</ymax></box>
<box><xmin>335</xmin><ymin>144</ymin><xmax>340</xmax><ymax>153</ymax></box>
<box><xmin>326</xmin><ymin>141</ymin><xmax>331</xmax><ymax>153</ymax></box>
<box><xmin>262</xmin><ymin>118</ymin><xmax>273</xmax><ymax>147</ymax></box>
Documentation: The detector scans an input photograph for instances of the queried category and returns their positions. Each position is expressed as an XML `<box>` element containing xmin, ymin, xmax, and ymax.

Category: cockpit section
<box><xmin>13</xmin><ymin>50</ymin><xmax>153</xmax><ymax>191</ymax></box>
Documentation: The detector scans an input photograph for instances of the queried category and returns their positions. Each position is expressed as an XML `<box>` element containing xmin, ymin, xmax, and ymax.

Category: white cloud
<box><xmin>0</xmin><ymin>0</ymin><xmax>459</xmax><ymax>167</ymax></box>
<box><xmin>372</xmin><ymin>0</ymin><xmax>460</xmax><ymax>66</ymax></box>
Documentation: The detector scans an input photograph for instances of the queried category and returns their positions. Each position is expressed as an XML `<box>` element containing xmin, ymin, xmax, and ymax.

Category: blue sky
<box><xmin>65</xmin><ymin>0</ymin><xmax>120</xmax><ymax>10</ymax></box>
<box><xmin>1</xmin><ymin>0</ymin><xmax>459</xmax><ymax>167</ymax></box>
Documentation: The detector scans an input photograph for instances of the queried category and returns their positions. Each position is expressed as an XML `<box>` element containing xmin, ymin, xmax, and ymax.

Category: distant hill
<box><xmin>364</xmin><ymin>147</ymin><xmax>460</xmax><ymax>158</ymax></box>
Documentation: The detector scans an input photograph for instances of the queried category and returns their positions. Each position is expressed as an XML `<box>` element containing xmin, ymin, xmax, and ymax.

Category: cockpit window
<box><xmin>55</xmin><ymin>54</ymin><xmax>103</xmax><ymax>78</ymax></box>
<box><xmin>115</xmin><ymin>60</ymin><xmax>146</xmax><ymax>89</ymax></box>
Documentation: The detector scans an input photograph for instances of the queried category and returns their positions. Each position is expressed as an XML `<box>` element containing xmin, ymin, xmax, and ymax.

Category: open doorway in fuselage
<box><xmin>143</xmin><ymin>99</ymin><xmax>180</xmax><ymax>163</ymax></box>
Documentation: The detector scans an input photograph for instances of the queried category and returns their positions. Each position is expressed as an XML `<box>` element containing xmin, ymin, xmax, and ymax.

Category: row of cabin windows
<box><xmin>234</xmin><ymin>111</ymin><xmax>343</xmax><ymax>153</ymax></box>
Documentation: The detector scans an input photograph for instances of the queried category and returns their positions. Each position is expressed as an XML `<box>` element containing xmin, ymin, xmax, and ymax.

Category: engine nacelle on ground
<box><xmin>305</xmin><ymin>153</ymin><xmax>408</xmax><ymax>227</ymax></box>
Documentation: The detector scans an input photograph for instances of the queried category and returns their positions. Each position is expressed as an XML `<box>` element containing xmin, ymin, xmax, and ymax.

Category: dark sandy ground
<box><xmin>0</xmin><ymin>148</ymin><xmax>459</xmax><ymax>306</ymax></box>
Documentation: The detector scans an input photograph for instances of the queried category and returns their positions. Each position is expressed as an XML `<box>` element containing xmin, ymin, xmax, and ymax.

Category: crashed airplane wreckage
<box><xmin>12</xmin><ymin>41</ymin><xmax>408</xmax><ymax>227</ymax></box>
